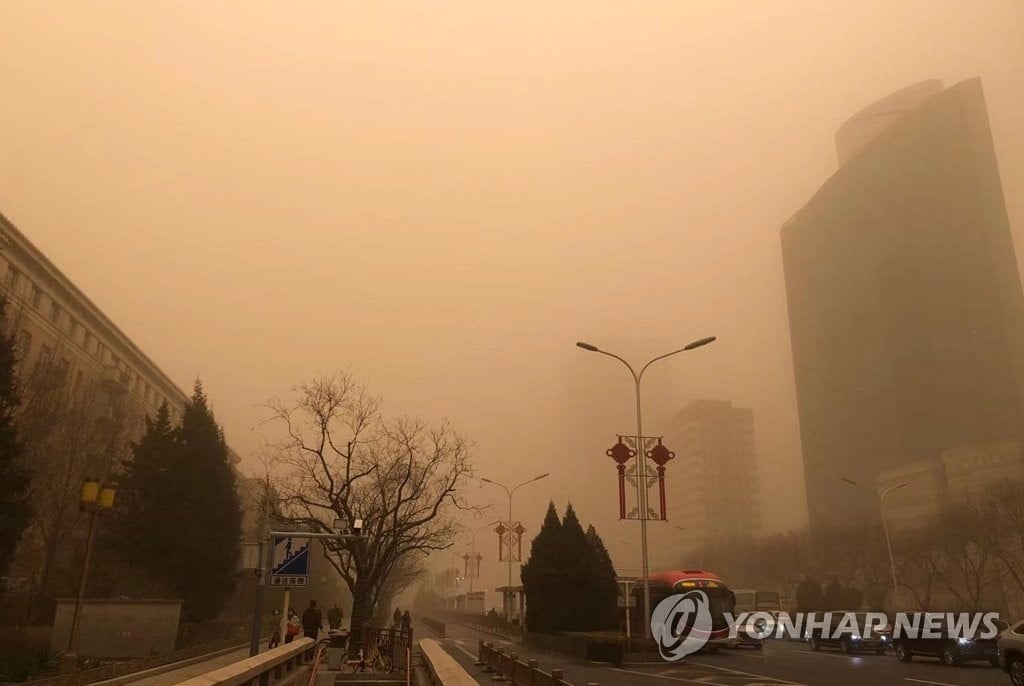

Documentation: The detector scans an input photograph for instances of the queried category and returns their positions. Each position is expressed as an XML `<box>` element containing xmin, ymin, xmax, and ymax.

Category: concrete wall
<box><xmin>51</xmin><ymin>599</ymin><xmax>182</xmax><ymax>658</ymax></box>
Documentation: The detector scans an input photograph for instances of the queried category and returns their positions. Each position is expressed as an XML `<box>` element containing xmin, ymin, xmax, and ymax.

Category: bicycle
<box><xmin>342</xmin><ymin>633</ymin><xmax>395</xmax><ymax>674</ymax></box>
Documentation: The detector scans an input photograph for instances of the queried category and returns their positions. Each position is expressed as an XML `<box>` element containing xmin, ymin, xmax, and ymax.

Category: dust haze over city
<box><xmin>2</xmin><ymin>2</ymin><xmax>1024</xmax><ymax>683</ymax></box>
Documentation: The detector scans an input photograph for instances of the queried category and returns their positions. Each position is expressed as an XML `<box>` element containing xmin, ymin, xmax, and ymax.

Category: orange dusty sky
<box><xmin>1</xmin><ymin>2</ymin><xmax>1023</xmax><ymax>582</ymax></box>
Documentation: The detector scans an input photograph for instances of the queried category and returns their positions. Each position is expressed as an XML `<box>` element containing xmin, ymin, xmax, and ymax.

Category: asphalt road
<box><xmin>429</xmin><ymin>622</ymin><xmax>1012</xmax><ymax>686</ymax></box>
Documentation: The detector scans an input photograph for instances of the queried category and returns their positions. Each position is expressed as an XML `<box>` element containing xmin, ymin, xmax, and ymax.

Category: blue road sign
<box><xmin>270</xmin><ymin>536</ymin><xmax>310</xmax><ymax>587</ymax></box>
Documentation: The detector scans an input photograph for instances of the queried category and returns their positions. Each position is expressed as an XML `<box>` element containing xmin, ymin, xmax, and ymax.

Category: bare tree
<box><xmin>10</xmin><ymin>357</ymin><xmax>142</xmax><ymax>621</ymax></box>
<box><xmin>265</xmin><ymin>373</ymin><xmax>475</xmax><ymax>646</ymax></box>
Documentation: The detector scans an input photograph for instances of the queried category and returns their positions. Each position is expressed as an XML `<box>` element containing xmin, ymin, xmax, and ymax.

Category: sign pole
<box><xmin>248</xmin><ymin>541</ymin><xmax>267</xmax><ymax>656</ymax></box>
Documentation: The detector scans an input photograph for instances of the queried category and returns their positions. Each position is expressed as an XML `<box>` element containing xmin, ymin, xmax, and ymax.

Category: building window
<box><xmin>69</xmin><ymin>318</ymin><xmax>80</xmax><ymax>342</ymax></box>
<box><xmin>30</xmin><ymin>285</ymin><xmax>42</xmax><ymax>309</ymax></box>
<box><xmin>18</xmin><ymin>330</ymin><xmax>32</xmax><ymax>359</ymax></box>
<box><xmin>74</xmin><ymin>369</ymin><xmax>84</xmax><ymax>391</ymax></box>
<box><xmin>5</xmin><ymin>267</ymin><xmax>20</xmax><ymax>290</ymax></box>
<box><xmin>50</xmin><ymin>301</ymin><xmax>62</xmax><ymax>326</ymax></box>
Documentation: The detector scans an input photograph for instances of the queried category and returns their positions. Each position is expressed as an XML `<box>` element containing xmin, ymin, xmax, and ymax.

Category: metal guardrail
<box><xmin>476</xmin><ymin>639</ymin><xmax>599</xmax><ymax>686</ymax></box>
<box><xmin>432</xmin><ymin>610</ymin><xmax>518</xmax><ymax>637</ymax></box>
<box><xmin>172</xmin><ymin>637</ymin><xmax>315</xmax><ymax>686</ymax></box>
<box><xmin>23</xmin><ymin>637</ymin><xmax>256</xmax><ymax>686</ymax></box>
<box><xmin>362</xmin><ymin>626</ymin><xmax>413</xmax><ymax>673</ymax></box>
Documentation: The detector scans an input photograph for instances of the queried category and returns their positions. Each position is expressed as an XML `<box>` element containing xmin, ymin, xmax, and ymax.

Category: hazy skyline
<box><xmin>2</xmin><ymin>2</ymin><xmax>1023</xmax><ymax>586</ymax></box>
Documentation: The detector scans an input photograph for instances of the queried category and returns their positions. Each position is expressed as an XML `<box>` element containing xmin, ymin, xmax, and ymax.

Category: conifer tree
<box><xmin>174</xmin><ymin>381</ymin><xmax>242</xmax><ymax>620</ymax></box>
<box><xmin>521</xmin><ymin>501</ymin><xmax>562</xmax><ymax>632</ymax></box>
<box><xmin>0</xmin><ymin>298</ymin><xmax>28</xmax><ymax>578</ymax></box>
<box><xmin>584</xmin><ymin>524</ymin><xmax>621</xmax><ymax>630</ymax></box>
<box><xmin>112</xmin><ymin>382</ymin><xmax>241</xmax><ymax>620</ymax></box>
<box><xmin>108</xmin><ymin>402</ymin><xmax>178</xmax><ymax>585</ymax></box>
<box><xmin>558</xmin><ymin>503</ymin><xmax>594</xmax><ymax>631</ymax></box>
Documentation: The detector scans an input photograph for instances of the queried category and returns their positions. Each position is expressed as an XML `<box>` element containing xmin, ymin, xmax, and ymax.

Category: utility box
<box><xmin>51</xmin><ymin>598</ymin><xmax>182</xmax><ymax>659</ymax></box>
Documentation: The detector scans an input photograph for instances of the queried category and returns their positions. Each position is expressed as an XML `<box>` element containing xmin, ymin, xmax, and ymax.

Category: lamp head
<box><xmin>684</xmin><ymin>336</ymin><xmax>717</xmax><ymax>351</ymax></box>
<box><xmin>575</xmin><ymin>341</ymin><xmax>599</xmax><ymax>352</ymax></box>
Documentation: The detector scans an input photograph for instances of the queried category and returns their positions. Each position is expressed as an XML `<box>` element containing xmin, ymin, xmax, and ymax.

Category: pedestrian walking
<box><xmin>400</xmin><ymin>610</ymin><xmax>411</xmax><ymax>634</ymax></box>
<box><xmin>392</xmin><ymin>607</ymin><xmax>402</xmax><ymax>628</ymax></box>
<box><xmin>302</xmin><ymin>600</ymin><xmax>324</xmax><ymax>640</ymax></box>
<box><xmin>284</xmin><ymin>608</ymin><xmax>301</xmax><ymax>644</ymax></box>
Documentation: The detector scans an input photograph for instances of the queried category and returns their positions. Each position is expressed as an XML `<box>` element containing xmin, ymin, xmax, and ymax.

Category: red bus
<box><xmin>629</xmin><ymin>569</ymin><xmax>739</xmax><ymax>651</ymax></box>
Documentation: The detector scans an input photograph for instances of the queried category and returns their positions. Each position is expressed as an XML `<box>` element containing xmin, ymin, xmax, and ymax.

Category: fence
<box><xmin>362</xmin><ymin>626</ymin><xmax>414</xmax><ymax>672</ymax></box>
<box><xmin>476</xmin><ymin>640</ymin><xmax>599</xmax><ymax>686</ymax></box>
<box><xmin>433</xmin><ymin>610</ymin><xmax>519</xmax><ymax>637</ymax></box>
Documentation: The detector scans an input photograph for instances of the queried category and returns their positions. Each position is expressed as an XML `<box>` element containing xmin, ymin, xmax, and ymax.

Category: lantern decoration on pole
<box><xmin>647</xmin><ymin>438</ymin><xmax>675</xmax><ymax>520</ymax></box>
<box><xmin>606</xmin><ymin>439</ymin><xmax>635</xmax><ymax>519</ymax></box>
<box><xmin>494</xmin><ymin>522</ymin><xmax>525</xmax><ymax>562</ymax></box>
<box><xmin>607</xmin><ymin>434</ymin><xmax>673</xmax><ymax>521</ymax></box>
<box><xmin>463</xmin><ymin>552</ymin><xmax>483</xmax><ymax>579</ymax></box>
<box><xmin>494</xmin><ymin>522</ymin><xmax>507</xmax><ymax>560</ymax></box>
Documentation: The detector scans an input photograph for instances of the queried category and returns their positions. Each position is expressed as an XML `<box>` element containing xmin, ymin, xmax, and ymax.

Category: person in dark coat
<box><xmin>302</xmin><ymin>600</ymin><xmax>324</xmax><ymax>640</ymax></box>
<box><xmin>400</xmin><ymin>610</ymin><xmax>411</xmax><ymax>633</ymax></box>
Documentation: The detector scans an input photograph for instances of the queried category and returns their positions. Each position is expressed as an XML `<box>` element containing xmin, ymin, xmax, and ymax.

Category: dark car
<box><xmin>808</xmin><ymin>612</ymin><xmax>889</xmax><ymax>655</ymax></box>
<box><xmin>997</xmin><ymin>619</ymin><xmax>1024</xmax><ymax>685</ymax></box>
<box><xmin>894</xmin><ymin>620</ymin><xmax>1004</xmax><ymax>666</ymax></box>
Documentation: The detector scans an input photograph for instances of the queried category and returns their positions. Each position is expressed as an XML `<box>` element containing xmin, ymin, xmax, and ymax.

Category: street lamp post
<box><xmin>62</xmin><ymin>479</ymin><xmax>117</xmax><ymax>672</ymax></box>
<box><xmin>576</xmin><ymin>337</ymin><xmax>716</xmax><ymax>641</ymax></box>
<box><xmin>480</xmin><ymin>473</ymin><xmax>550</xmax><ymax>622</ymax></box>
<box><xmin>841</xmin><ymin>477</ymin><xmax>907</xmax><ymax>604</ymax></box>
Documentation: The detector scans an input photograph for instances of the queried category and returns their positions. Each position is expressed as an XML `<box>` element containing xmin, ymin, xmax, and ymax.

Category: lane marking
<box><xmin>905</xmin><ymin>679</ymin><xmax>963</xmax><ymax>686</ymax></box>
<box><xmin>793</xmin><ymin>649</ymin><xmax>861</xmax><ymax>660</ymax></box>
<box><xmin>602</xmin><ymin>667</ymin><xmax>713</xmax><ymax>685</ymax></box>
<box><xmin>687</xmin><ymin>659</ymin><xmax>805</xmax><ymax>684</ymax></box>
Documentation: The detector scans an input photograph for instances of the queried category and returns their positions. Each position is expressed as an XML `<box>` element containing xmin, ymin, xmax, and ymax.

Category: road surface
<box><xmin>428</xmin><ymin>620</ymin><xmax>1010</xmax><ymax>686</ymax></box>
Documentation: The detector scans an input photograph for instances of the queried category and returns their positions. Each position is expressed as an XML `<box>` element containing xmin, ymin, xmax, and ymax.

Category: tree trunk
<box><xmin>348</xmin><ymin>574</ymin><xmax>372</xmax><ymax>652</ymax></box>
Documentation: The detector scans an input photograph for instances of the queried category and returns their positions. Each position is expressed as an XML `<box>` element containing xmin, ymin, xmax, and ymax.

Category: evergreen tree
<box><xmin>558</xmin><ymin>504</ymin><xmax>594</xmax><ymax>631</ymax></box>
<box><xmin>584</xmin><ymin>524</ymin><xmax>621</xmax><ymax>630</ymax></box>
<box><xmin>0</xmin><ymin>298</ymin><xmax>28</xmax><ymax>578</ymax></box>
<box><xmin>107</xmin><ymin>402</ymin><xmax>178</xmax><ymax>589</ymax></box>
<box><xmin>521</xmin><ymin>502</ymin><xmax>562</xmax><ymax>632</ymax></box>
<box><xmin>112</xmin><ymin>382</ymin><xmax>241</xmax><ymax>620</ymax></box>
<box><xmin>174</xmin><ymin>381</ymin><xmax>242</xmax><ymax>620</ymax></box>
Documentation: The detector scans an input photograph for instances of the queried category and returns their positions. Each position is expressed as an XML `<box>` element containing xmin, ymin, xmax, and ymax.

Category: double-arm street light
<box><xmin>480</xmin><ymin>474</ymin><xmax>550</xmax><ymax>591</ymax></box>
<box><xmin>841</xmin><ymin>477</ymin><xmax>907</xmax><ymax>603</ymax></box>
<box><xmin>576</xmin><ymin>336</ymin><xmax>716</xmax><ymax>641</ymax></box>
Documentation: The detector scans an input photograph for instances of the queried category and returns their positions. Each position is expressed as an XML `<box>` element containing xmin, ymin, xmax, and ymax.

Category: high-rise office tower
<box><xmin>782</xmin><ymin>78</ymin><xmax>1024</xmax><ymax>528</ymax></box>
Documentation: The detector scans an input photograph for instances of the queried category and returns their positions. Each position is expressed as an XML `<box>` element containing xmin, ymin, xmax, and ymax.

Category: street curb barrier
<box><xmin>477</xmin><ymin>639</ymin><xmax>596</xmax><ymax>686</ymax></box>
<box><xmin>171</xmin><ymin>637</ymin><xmax>316</xmax><ymax>686</ymax></box>
<box><xmin>419</xmin><ymin>638</ymin><xmax>477</xmax><ymax>686</ymax></box>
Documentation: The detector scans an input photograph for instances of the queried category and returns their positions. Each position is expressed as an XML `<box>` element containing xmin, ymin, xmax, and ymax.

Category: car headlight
<box><xmin>957</xmin><ymin>637</ymin><xmax>971</xmax><ymax>645</ymax></box>
<box><xmin>851</xmin><ymin>635</ymin><xmax>860</xmax><ymax>641</ymax></box>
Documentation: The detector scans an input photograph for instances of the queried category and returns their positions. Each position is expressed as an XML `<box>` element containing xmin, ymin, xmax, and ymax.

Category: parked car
<box><xmin>894</xmin><ymin>621</ymin><xmax>1002</xmax><ymax>667</ymax></box>
<box><xmin>808</xmin><ymin>612</ymin><xmax>888</xmax><ymax>655</ymax></box>
<box><xmin>998</xmin><ymin>619</ymin><xmax>1024</xmax><ymax>685</ymax></box>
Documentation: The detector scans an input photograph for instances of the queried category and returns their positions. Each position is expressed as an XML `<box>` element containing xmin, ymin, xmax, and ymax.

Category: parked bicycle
<box><xmin>342</xmin><ymin>630</ymin><xmax>395</xmax><ymax>674</ymax></box>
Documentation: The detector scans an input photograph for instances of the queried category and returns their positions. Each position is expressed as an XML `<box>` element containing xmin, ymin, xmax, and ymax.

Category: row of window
<box><xmin>7</xmin><ymin>267</ymin><xmax>171</xmax><ymax>411</ymax></box>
